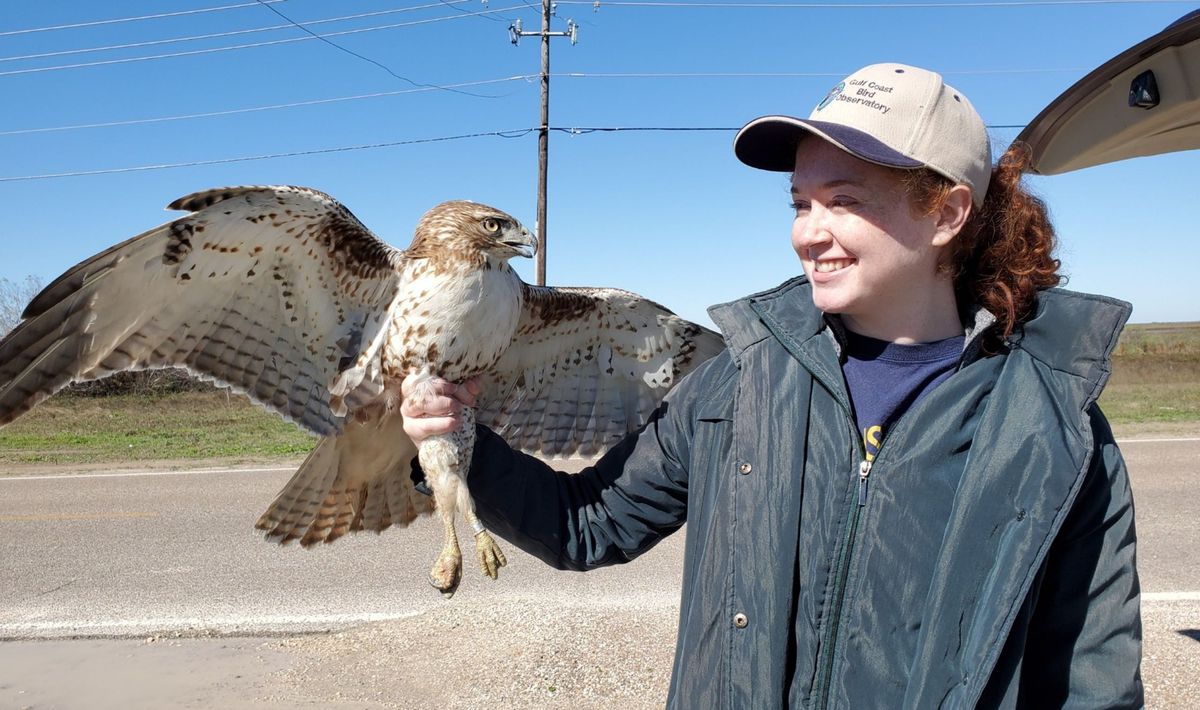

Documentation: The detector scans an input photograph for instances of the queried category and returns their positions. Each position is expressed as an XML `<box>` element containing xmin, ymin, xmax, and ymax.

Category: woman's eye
<box><xmin>482</xmin><ymin>218</ymin><xmax>500</xmax><ymax>233</ymax></box>
<box><xmin>830</xmin><ymin>195</ymin><xmax>858</xmax><ymax>208</ymax></box>
<box><xmin>789</xmin><ymin>200</ymin><xmax>810</xmax><ymax>213</ymax></box>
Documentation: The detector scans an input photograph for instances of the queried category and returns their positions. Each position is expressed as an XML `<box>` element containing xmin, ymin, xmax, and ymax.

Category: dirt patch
<box><xmin>265</xmin><ymin>597</ymin><xmax>678</xmax><ymax>710</ymax></box>
<box><xmin>1142</xmin><ymin>601</ymin><xmax>1200</xmax><ymax>709</ymax></box>
<box><xmin>0</xmin><ymin>599</ymin><xmax>678</xmax><ymax>710</ymax></box>
<box><xmin>0</xmin><ymin>636</ymin><xmax>299</xmax><ymax>710</ymax></box>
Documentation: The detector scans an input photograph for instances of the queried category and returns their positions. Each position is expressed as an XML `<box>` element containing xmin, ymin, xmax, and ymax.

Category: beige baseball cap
<box><xmin>734</xmin><ymin>63</ymin><xmax>992</xmax><ymax>208</ymax></box>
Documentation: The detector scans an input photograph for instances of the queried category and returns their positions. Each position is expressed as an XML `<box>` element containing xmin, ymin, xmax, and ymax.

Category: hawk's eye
<box><xmin>482</xmin><ymin>218</ymin><xmax>501</xmax><ymax>233</ymax></box>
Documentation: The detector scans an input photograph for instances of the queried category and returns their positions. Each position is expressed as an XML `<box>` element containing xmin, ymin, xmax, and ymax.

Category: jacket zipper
<box><xmin>814</xmin><ymin>423</ymin><xmax>874</xmax><ymax>709</ymax></box>
<box><xmin>807</xmin><ymin>332</ymin><xmax>962</xmax><ymax>706</ymax></box>
<box><xmin>857</xmin><ymin>459</ymin><xmax>872</xmax><ymax>506</ymax></box>
<box><xmin>817</xmin><ymin>392</ymin><xmax>923</xmax><ymax>706</ymax></box>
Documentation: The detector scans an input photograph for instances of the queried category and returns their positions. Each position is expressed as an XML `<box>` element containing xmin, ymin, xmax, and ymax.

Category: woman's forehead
<box><xmin>790</xmin><ymin>140</ymin><xmax>901</xmax><ymax>191</ymax></box>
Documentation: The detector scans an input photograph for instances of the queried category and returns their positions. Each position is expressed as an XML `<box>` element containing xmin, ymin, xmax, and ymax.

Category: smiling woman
<box><xmin>787</xmin><ymin>138</ymin><xmax>970</xmax><ymax>344</ymax></box>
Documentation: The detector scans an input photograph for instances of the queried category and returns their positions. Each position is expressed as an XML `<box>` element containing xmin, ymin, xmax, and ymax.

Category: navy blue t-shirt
<box><xmin>841</xmin><ymin>330</ymin><xmax>964</xmax><ymax>461</ymax></box>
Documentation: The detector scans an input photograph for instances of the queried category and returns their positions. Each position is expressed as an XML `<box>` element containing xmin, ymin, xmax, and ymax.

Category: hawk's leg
<box><xmin>419</xmin><ymin>428</ymin><xmax>469</xmax><ymax>598</ymax></box>
<box><xmin>450</xmin><ymin>406</ymin><xmax>507</xmax><ymax>579</ymax></box>
<box><xmin>429</xmin><ymin>494</ymin><xmax>462</xmax><ymax>598</ymax></box>
<box><xmin>460</xmin><ymin>490</ymin><xmax>508</xmax><ymax>580</ymax></box>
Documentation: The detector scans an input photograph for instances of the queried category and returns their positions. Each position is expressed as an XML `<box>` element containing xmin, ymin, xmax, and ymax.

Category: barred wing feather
<box><xmin>0</xmin><ymin>185</ymin><xmax>403</xmax><ymax>436</ymax></box>
<box><xmin>476</xmin><ymin>284</ymin><xmax>725</xmax><ymax>458</ymax></box>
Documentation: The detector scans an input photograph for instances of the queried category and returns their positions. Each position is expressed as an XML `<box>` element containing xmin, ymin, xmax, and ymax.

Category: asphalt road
<box><xmin>0</xmin><ymin>459</ymin><xmax>684</xmax><ymax>639</ymax></box>
<box><xmin>1</xmin><ymin>438</ymin><xmax>1197</xmax><ymax>708</ymax></box>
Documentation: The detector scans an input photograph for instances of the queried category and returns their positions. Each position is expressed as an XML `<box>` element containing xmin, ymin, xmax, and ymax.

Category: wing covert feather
<box><xmin>476</xmin><ymin>284</ymin><xmax>725</xmax><ymax>457</ymax></box>
<box><xmin>0</xmin><ymin>185</ymin><xmax>403</xmax><ymax>435</ymax></box>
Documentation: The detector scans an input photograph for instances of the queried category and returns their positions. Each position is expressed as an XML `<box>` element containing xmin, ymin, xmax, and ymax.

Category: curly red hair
<box><xmin>901</xmin><ymin>142</ymin><xmax>1062</xmax><ymax>352</ymax></box>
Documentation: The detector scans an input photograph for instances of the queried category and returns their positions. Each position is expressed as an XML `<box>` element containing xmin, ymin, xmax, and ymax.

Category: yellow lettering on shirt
<box><xmin>863</xmin><ymin>425</ymin><xmax>883</xmax><ymax>462</ymax></box>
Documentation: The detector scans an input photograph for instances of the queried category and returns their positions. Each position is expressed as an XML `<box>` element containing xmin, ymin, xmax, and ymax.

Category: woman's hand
<box><xmin>400</xmin><ymin>374</ymin><xmax>482</xmax><ymax>445</ymax></box>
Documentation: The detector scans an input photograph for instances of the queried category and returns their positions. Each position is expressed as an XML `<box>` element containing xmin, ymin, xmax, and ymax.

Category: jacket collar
<box><xmin>707</xmin><ymin>276</ymin><xmax>817</xmax><ymax>366</ymax></box>
<box><xmin>1011</xmin><ymin>287</ymin><xmax>1132</xmax><ymax>396</ymax></box>
<box><xmin>708</xmin><ymin>277</ymin><xmax>1131</xmax><ymax>388</ymax></box>
<box><xmin>816</xmin><ymin>302</ymin><xmax>996</xmax><ymax>365</ymax></box>
<box><xmin>708</xmin><ymin>276</ymin><xmax>847</xmax><ymax>413</ymax></box>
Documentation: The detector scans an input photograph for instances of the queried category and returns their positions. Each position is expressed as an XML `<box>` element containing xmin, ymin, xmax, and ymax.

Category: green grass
<box><xmin>1100</xmin><ymin>383</ymin><xmax>1200</xmax><ymax>424</ymax></box>
<box><xmin>1102</xmin><ymin>322</ymin><xmax>1200</xmax><ymax>425</ymax></box>
<box><xmin>0</xmin><ymin>391</ymin><xmax>315</xmax><ymax>467</ymax></box>
<box><xmin>1112</xmin><ymin>321</ymin><xmax>1200</xmax><ymax>359</ymax></box>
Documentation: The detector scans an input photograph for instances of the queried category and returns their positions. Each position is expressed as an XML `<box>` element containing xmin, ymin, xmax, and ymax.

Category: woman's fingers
<box><xmin>457</xmin><ymin>377</ymin><xmax>481</xmax><ymax>407</ymax></box>
<box><xmin>399</xmin><ymin>374</ymin><xmax>483</xmax><ymax>444</ymax></box>
<box><xmin>403</xmin><ymin>413</ymin><xmax>458</xmax><ymax>443</ymax></box>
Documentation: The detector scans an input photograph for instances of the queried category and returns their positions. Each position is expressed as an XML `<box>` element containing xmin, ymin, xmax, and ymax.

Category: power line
<box><xmin>557</xmin><ymin>68</ymin><xmax>1087</xmax><ymax>77</ymax></box>
<box><xmin>249</xmin><ymin>0</ymin><xmax>496</xmax><ymax>99</ymax></box>
<box><xmin>0</xmin><ymin>2</ymin><xmax>483</xmax><ymax>64</ymax></box>
<box><xmin>0</xmin><ymin>76</ymin><xmax>537</xmax><ymax>137</ymax></box>
<box><xmin>0</xmin><ymin>1</ymin><xmax>284</xmax><ymax>37</ymax></box>
<box><xmin>553</xmin><ymin>126</ymin><xmax>737</xmax><ymax>133</ymax></box>
<box><xmin>436</xmin><ymin>0</ymin><xmax>517</xmax><ymax>23</ymax></box>
<box><xmin>3</xmin><ymin>1</ymin><xmax>1177</xmax><ymax>75</ymax></box>
<box><xmin>0</xmin><ymin>5</ymin><xmax>531</xmax><ymax>78</ymax></box>
<box><xmin>0</xmin><ymin>68</ymin><xmax>1075</xmax><ymax>137</ymax></box>
<box><xmin>0</xmin><ymin>124</ymin><xmax>1034</xmax><ymax>182</ymax></box>
<box><xmin>0</xmin><ymin>129</ymin><xmax>535</xmax><ymax>183</ymax></box>
<box><xmin>562</xmin><ymin>0</ymin><xmax>1192</xmax><ymax>6</ymax></box>
<box><xmin>552</xmin><ymin>124</ymin><xmax>1030</xmax><ymax>131</ymax></box>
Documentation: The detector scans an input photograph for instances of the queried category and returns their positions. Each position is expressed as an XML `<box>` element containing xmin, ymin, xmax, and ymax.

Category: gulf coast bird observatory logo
<box><xmin>815</xmin><ymin>81</ymin><xmax>845</xmax><ymax>111</ymax></box>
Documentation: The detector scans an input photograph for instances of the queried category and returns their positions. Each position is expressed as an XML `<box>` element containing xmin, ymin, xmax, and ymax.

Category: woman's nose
<box><xmin>793</xmin><ymin>205</ymin><xmax>831</xmax><ymax>248</ymax></box>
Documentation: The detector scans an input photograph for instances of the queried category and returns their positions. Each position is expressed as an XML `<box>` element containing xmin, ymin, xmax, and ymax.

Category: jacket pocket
<box><xmin>690</xmin><ymin>402</ymin><xmax>733</xmax><ymax>522</ymax></box>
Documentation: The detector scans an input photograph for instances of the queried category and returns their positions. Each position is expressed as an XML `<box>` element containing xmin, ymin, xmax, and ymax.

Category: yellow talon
<box><xmin>474</xmin><ymin>530</ymin><xmax>508</xmax><ymax>580</ymax></box>
<box><xmin>429</xmin><ymin>550</ymin><xmax>463</xmax><ymax>598</ymax></box>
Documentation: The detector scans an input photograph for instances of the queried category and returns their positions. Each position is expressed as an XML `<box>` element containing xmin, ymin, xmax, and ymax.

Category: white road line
<box><xmin>0</xmin><ymin>466</ymin><xmax>295</xmax><ymax>482</ymax></box>
<box><xmin>1142</xmin><ymin>592</ymin><xmax>1200</xmax><ymax>602</ymax></box>
<box><xmin>1116</xmin><ymin>437</ymin><xmax>1200</xmax><ymax>444</ymax></box>
<box><xmin>0</xmin><ymin>611</ymin><xmax>422</xmax><ymax>636</ymax></box>
<box><xmin>4</xmin><ymin>596</ymin><xmax>1193</xmax><ymax>637</ymax></box>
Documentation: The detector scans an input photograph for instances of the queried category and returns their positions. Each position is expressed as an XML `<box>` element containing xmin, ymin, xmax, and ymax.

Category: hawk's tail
<box><xmin>255</xmin><ymin>412</ymin><xmax>434</xmax><ymax>546</ymax></box>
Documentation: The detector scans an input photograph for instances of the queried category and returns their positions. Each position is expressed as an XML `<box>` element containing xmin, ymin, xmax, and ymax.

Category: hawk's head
<box><xmin>409</xmin><ymin>200</ymin><xmax>536</xmax><ymax>262</ymax></box>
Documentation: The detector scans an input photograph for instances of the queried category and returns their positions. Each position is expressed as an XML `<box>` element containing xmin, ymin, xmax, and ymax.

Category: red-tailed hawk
<box><xmin>0</xmin><ymin>186</ymin><xmax>724</xmax><ymax>596</ymax></box>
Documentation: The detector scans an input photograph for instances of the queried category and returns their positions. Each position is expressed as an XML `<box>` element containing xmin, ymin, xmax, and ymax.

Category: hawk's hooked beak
<box><xmin>502</xmin><ymin>227</ymin><xmax>537</xmax><ymax>259</ymax></box>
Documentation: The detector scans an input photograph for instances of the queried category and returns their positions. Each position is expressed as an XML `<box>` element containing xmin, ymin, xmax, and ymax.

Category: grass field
<box><xmin>0</xmin><ymin>391</ymin><xmax>315</xmax><ymax>467</ymax></box>
<box><xmin>1102</xmin><ymin>322</ymin><xmax>1200</xmax><ymax>424</ymax></box>
<box><xmin>0</xmin><ymin>322</ymin><xmax>1196</xmax><ymax>468</ymax></box>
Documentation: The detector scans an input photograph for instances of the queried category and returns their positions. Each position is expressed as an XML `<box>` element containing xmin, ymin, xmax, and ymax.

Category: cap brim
<box><xmin>734</xmin><ymin>116</ymin><xmax>924</xmax><ymax>172</ymax></box>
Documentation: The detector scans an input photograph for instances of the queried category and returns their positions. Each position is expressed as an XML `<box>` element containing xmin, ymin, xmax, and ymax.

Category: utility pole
<box><xmin>509</xmin><ymin>3</ymin><xmax>577</xmax><ymax>286</ymax></box>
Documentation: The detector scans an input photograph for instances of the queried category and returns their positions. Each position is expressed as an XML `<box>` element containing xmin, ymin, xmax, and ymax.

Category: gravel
<box><xmin>263</xmin><ymin>597</ymin><xmax>679</xmax><ymax>709</ymax></box>
<box><xmin>1142</xmin><ymin>600</ymin><xmax>1200</xmax><ymax>708</ymax></box>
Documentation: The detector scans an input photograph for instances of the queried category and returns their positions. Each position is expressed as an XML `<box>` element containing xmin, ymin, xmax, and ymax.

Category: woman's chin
<box><xmin>809</xmin><ymin>287</ymin><xmax>853</xmax><ymax>316</ymax></box>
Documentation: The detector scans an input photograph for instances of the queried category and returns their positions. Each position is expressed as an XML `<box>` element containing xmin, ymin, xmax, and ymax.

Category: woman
<box><xmin>402</xmin><ymin>64</ymin><xmax>1142</xmax><ymax>708</ymax></box>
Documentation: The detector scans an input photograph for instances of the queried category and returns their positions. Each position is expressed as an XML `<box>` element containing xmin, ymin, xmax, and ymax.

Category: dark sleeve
<box><xmin>463</xmin><ymin>375</ymin><xmax>703</xmax><ymax>572</ymax></box>
<box><xmin>1020</xmin><ymin>406</ymin><xmax>1143</xmax><ymax>708</ymax></box>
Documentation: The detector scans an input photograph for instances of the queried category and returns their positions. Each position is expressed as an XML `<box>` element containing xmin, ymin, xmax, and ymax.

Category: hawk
<box><xmin>0</xmin><ymin>186</ymin><xmax>724</xmax><ymax>596</ymax></box>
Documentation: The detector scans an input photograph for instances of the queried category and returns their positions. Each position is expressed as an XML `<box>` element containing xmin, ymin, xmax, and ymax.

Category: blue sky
<box><xmin>1</xmin><ymin>0</ymin><xmax>1197</xmax><ymax>328</ymax></box>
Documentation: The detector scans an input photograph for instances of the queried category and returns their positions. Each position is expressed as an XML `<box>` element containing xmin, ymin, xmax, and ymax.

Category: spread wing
<box><xmin>476</xmin><ymin>284</ymin><xmax>725</xmax><ymax>457</ymax></box>
<box><xmin>0</xmin><ymin>185</ymin><xmax>403</xmax><ymax>436</ymax></box>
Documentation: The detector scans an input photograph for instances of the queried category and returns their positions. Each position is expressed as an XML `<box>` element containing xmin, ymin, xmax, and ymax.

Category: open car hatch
<box><xmin>1018</xmin><ymin>10</ymin><xmax>1200</xmax><ymax>175</ymax></box>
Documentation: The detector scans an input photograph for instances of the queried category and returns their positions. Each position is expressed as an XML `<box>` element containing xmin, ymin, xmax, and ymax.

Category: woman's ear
<box><xmin>931</xmin><ymin>184</ymin><xmax>974</xmax><ymax>247</ymax></box>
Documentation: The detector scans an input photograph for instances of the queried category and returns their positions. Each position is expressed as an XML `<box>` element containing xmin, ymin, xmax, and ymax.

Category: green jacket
<box><xmin>468</xmin><ymin>276</ymin><xmax>1142</xmax><ymax>708</ymax></box>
